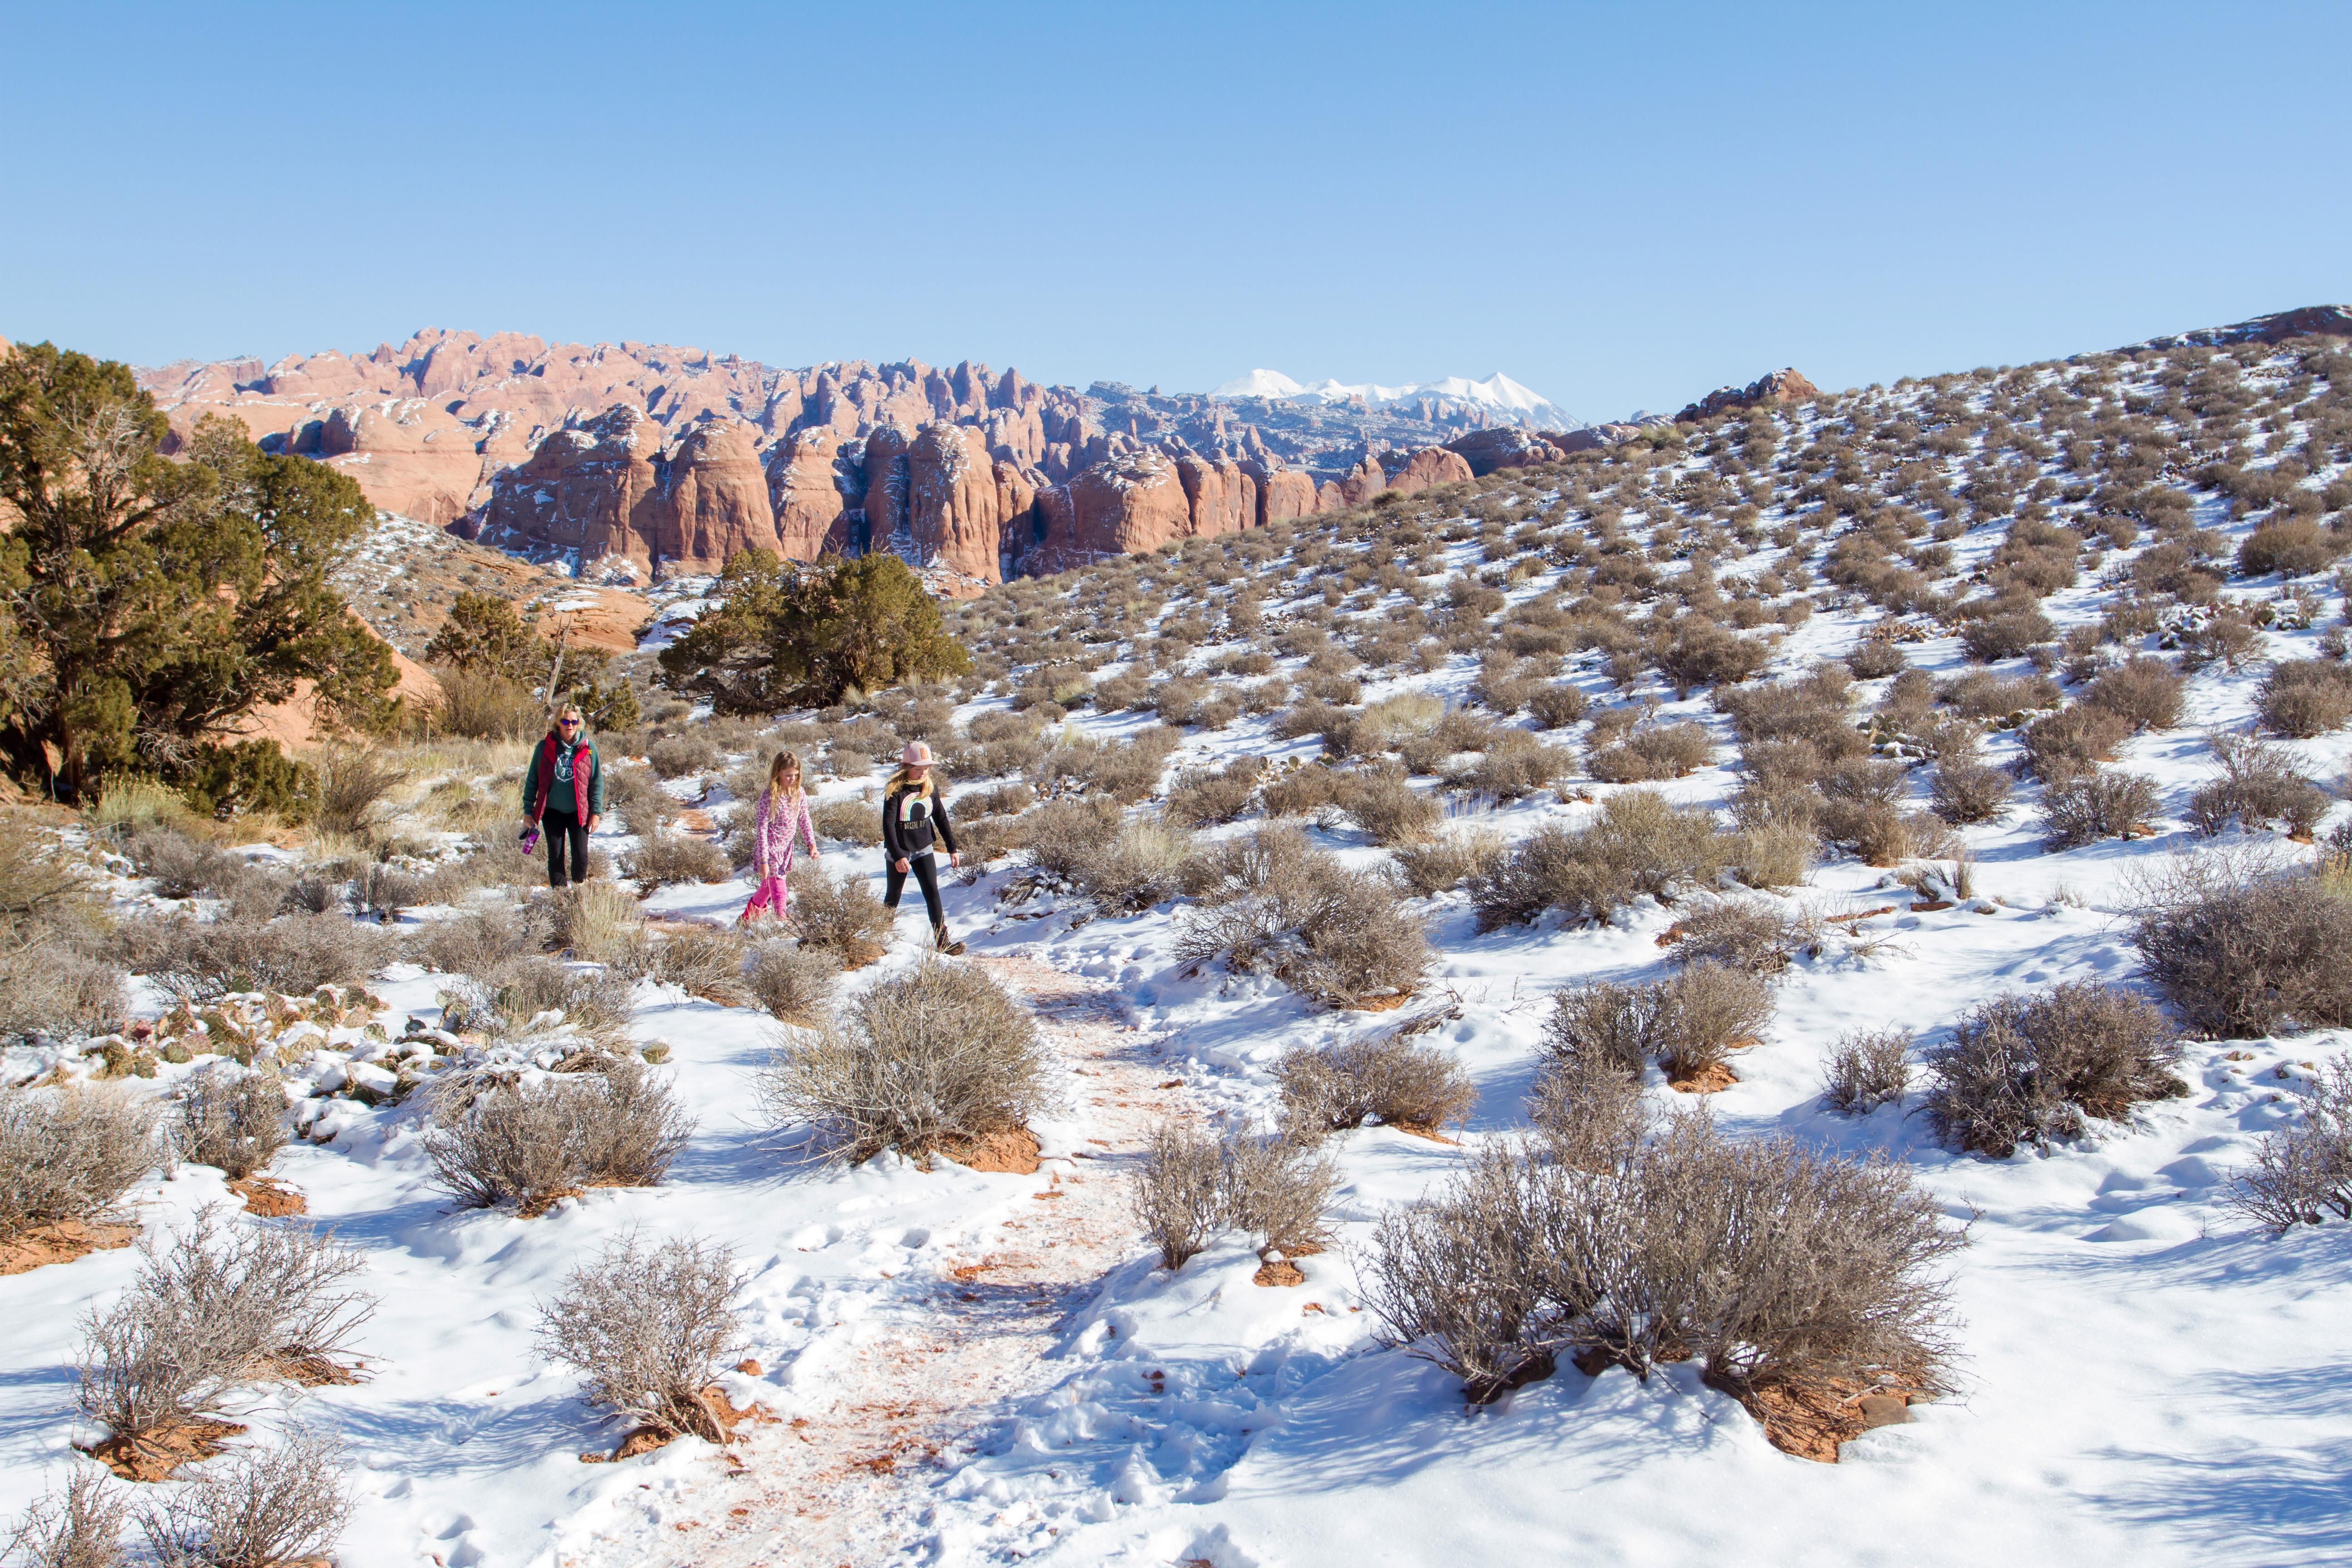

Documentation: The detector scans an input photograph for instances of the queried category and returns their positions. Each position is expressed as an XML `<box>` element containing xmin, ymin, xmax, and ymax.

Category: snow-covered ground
<box><xmin>7</xmin><ymin>341</ymin><xmax>2352</xmax><ymax>1566</ymax></box>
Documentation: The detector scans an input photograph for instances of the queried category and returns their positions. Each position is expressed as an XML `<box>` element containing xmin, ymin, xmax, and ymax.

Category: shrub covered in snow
<box><xmin>138</xmin><ymin>1424</ymin><xmax>353</xmax><ymax>1568</ymax></box>
<box><xmin>1175</xmin><ymin>826</ymin><xmax>1432</xmax><ymax>1007</ymax></box>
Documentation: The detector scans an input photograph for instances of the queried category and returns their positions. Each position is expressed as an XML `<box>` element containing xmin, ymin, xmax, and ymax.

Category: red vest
<box><xmin>531</xmin><ymin>734</ymin><xmax>593</xmax><ymax>820</ymax></box>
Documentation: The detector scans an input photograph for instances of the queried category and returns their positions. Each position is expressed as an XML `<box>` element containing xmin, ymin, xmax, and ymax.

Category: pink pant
<box><xmin>739</xmin><ymin>873</ymin><xmax>789</xmax><ymax>923</ymax></box>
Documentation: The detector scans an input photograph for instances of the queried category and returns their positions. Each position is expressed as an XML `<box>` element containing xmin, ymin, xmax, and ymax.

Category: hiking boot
<box><xmin>933</xmin><ymin>923</ymin><xmax>965</xmax><ymax>956</ymax></box>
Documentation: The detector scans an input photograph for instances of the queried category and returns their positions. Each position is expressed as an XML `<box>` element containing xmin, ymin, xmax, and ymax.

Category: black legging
<box><xmin>884</xmin><ymin>851</ymin><xmax>944</xmax><ymax>927</ymax></box>
<box><xmin>543</xmin><ymin>810</ymin><xmax>589</xmax><ymax>887</ymax></box>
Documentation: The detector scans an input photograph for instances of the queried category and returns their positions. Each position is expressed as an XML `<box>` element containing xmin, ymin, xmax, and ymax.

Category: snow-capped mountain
<box><xmin>1209</xmin><ymin>368</ymin><xmax>1584</xmax><ymax>431</ymax></box>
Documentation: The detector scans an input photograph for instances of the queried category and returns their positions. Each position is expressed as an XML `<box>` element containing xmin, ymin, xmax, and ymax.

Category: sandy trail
<box><xmin>582</xmin><ymin>953</ymin><xmax>1187</xmax><ymax>1568</ymax></box>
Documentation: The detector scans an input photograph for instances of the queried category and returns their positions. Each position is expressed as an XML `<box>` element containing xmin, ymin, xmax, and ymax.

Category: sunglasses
<box><xmin>559</xmin><ymin>719</ymin><xmax>580</xmax><ymax>728</ymax></box>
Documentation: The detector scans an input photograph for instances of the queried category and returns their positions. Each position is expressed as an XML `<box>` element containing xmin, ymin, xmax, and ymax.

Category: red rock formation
<box><xmin>767</xmin><ymin>427</ymin><xmax>855</xmax><ymax>559</ymax></box>
<box><xmin>473</xmin><ymin>405</ymin><xmax>662</xmax><ymax>571</ymax></box>
<box><xmin>1249</xmin><ymin>464</ymin><xmax>1320</xmax><ymax>525</ymax></box>
<box><xmin>1332</xmin><ymin>453</ymin><xmax>1389</xmax><ymax>508</ymax></box>
<box><xmin>1025</xmin><ymin>449</ymin><xmax>1194</xmax><ymax>574</ymax></box>
<box><xmin>317</xmin><ymin>401</ymin><xmax>489</xmax><ymax>528</ymax></box>
<box><xmin>906</xmin><ymin>423</ymin><xmax>1005</xmax><ymax>582</ymax></box>
<box><xmin>1387</xmin><ymin>446</ymin><xmax>1475</xmax><ymax>496</ymax></box>
<box><xmin>1175</xmin><ymin>453</ymin><xmax>1257</xmax><ymax>539</ymax></box>
<box><xmin>1675</xmin><ymin>368</ymin><xmax>1822</xmax><ymax>424</ymax></box>
<box><xmin>1443</xmin><ymin>426</ymin><xmax>1604</xmax><ymax>475</ymax></box>
<box><xmin>654</xmin><ymin>418</ymin><xmax>782</xmax><ymax>573</ymax></box>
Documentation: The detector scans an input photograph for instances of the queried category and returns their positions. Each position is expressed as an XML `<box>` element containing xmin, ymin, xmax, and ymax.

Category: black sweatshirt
<box><xmin>882</xmin><ymin>782</ymin><xmax>956</xmax><ymax>861</ymax></box>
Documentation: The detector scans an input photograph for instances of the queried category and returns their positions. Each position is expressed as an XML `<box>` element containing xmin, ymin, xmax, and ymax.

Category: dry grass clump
<box><xmin>0</xmin><ymin>939</ymin><xmax>130</xmax><ymax>1045</ymax></box>
<box><xmin>1395</xmin><ymin>709</ymin><xmax>1506</xmax><ymax>774</ymax></box>
<box><xmin>2256</xmin><ymin>659</ymin><xmax>2352</xmax><ymax>737</ymax></box>
<box><xmin>416</xmin><ymin>903</ymin><xmax>552</xmax><ymax>976</ymax></box>
<box><xmin>2084</xmin><ymin>656</ymin><xmax>2184</xmax><ymax>731</ymax></box>
<box><xmin>1928</xmin><ymin>752</ymin><xmax>2014</xmax><ymax>824</ymax></box>
<box><xmin>1164</xmin><ymin>764</ymin><xmax>1259</xmax><ymax>828</ymax></box>
<box><xmin>1363</xmin><ymin>1112</ymin><xmax>1961</xmax><ymax>1412</ymax></box>
<box><xmin>759</xmin><ymin>960</ymin><xmax>1052</xmax><ymax>1165</ymax></box>
<box><xmin>744</xmin><ymin>939</ymin><xmax>840</xmax><ymax>1025</ymax></box>
<box><xmin>169</xmin><ymin>1073</ymin><xmax>287</xmax><ymax>1181</ymax></box>
<box><xmin>423</xmin><ymin>1058</ymin><xmax>694</xmax><ymax>1214</ymax></box>
<box><xmin>623</xmin><ymin>927</ymin><xmax>748</xmax><ymax>1006</ymax></box>
<box><xmin>1586</xmin><ymin>722</ymin><xmax>1713</xmax><ymax>783</ymax></box>
<box><xmin>138</xmin><ymin>1425</ymin><xmax>353</xmax><ymax>1568</ymax></box>
<box><xmin>1175</xmin><ymin>826</ymin><xmax>1432</xmax><ymax>1006</ymax></box>
<box><xmin>1341</xmin><ymin>767</ymin><xmax>1442</xmax><ymax>843</ymax></box>
<box><xmin>1922</xmin><ymin>982</ymin><xmax>2185</xmax><ymax>1156</ymax></box>
<box><xmin>537</xmin><ymin>1231</ymin><xmax>746</xmax><ymax>1443</ymax></box>
<box><xmin>2230</xmin><ymin>1054</ymin><xmax>2352</xmax><ymax>1230</ymax></box>
<box><xmin>1471</xmin><ymin>790</ymin><xmax>1728</xmax><ymax>930</ymax></box>
<box><xmin>1275</xmin><ymin>1031</ymin><xmax>1477</xmax><ymax>1137</ymax></box>
<box><xmin>600</xmin><ymin>762</ymin><xmax>677</xmax><ymax>835</ymax></box>
<box><xmin>1666</xmin><ymin>897</ymin><xmax>1815</xmax><ymax>974</ymax></box>
<box><xmin>2040</xmin><ymin>769</ymin><xmax>2160</xmax><ymax>849</ymax></box>
<box><xmin>1728</xmin><ymin>819</ymin><xmax>1818</xmax><ymax>890</ymax></box>
<box><xmin>1822</xmin><ymin>1028</ymin><xmax>1913</xmax><ymax>1115</ymax></box>
<box><xmin>438</xmin><ymin>956</ymin><xmax>637</xmax><ymax>1049</ymax></box>
<box><xmin>647</xmin><ymin>733</ymin><xmax>720</xmax><ymax>779</ymax></box>
<box><xmin>543</xmin><ymin>881</ymin><xmax>644</xmax><ymax>962</ymax></box>
<box><xmin>5</xmin><ymin>1465</ymin><xmax>127</xmax><ymax>1568</ymax></box>
<box><xmin>623</xmin><ymin>831</ymin><xmax>731</xmax><ymax>888</ymax></box>
<box><xmin>2017</xmin><ymin>703</ymin><xmax>2132</xmax><ymax>782</ymax></box>
<box><xmin>2186</xmin><ymin>733</ymin><xmax>2330</xmax><ymax>837</ymax></box>
<box><xmin>1129</xmin><ymin>1122</ymin><xmax>1337</xmax><ymax>1269</ymax></box>
<box><xmin>112</xmin><ymin>913</ymin><xmax>392</xmax><ymax>1004</ymax></box>
<box><xmin>1352</xmin><ymin>691</ymin><xmax>1445</xmax><ymax>749</ymax></box>
<box><xmin>1391</xmin><ymin>826</ymin><xmax>1507</xmax><ymax>896</ymax></box>
<box><xmin>0</xmin><ymin>1083</ymin><xmax>162</xmax><ymax>1241</ymax></box>
<box><xmin>1021</xmin><ymin>798</ymin><xmax>1193</xmax><ymax>912</ymax></box>
<box><xmin>76</xmin><ymin>1209</ymin><xmax>374</xmax><ymax>1460</ymax></box>
<box><xmin>809</xmin><ymin>796</ymin><xmax>879</xmax><ymax>845</ymax></box>
<box><xmin>782</xmin><ymin>862</ymin><xmax>894</xmax><ymax>956</ymax></box>
<box><xmin>2132</xmin><ymin>861</ymin><xmax>2352</xmax><ymax>1036</ymax></box>
<box><xmin>1541</xmin><ymin>963</ymin><xmax>1774</xmax><ymax>1083</ymax></box>
<box><xmin>310</xmin><ymin>749</ymin><xmax>408</xmax><ymax>837</ymax></box>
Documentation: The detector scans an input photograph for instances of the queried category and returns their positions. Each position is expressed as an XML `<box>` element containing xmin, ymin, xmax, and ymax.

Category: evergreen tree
<box><xmin>658</xmin><ymin>549</ymin><xmax>970</xmax><ymax>711</ymax></box>
<box><xmin>425</xmin><ymin>590</ymin><xmax>540</xmax><ymax>671</ymax></box>
<box><xmin>0</xmin><ymin>343</ymin><xmax>397</xmax><ymax>799</ymax></box>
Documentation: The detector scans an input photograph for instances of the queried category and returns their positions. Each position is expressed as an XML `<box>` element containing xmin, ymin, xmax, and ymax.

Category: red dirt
<box><xmin>1667</xmin><ymin>1061</ymin><xmax>1740</xmax><ymax>1094</ymax></box>
<box><xmin>1347</xmin><ymin>990</ymin><xmax>1416</xmax><ymax>1013</ymax></box>
<box><xmin>935</xmin><ymin>1128</ymin><xmax>1042</xmax><ymax>1174</ymax></box>
<box><xmin>1706</xmin><ymin>1371</ymin><xmax>1921</xmax><ymax>1463</ymax></box>
<box><xmin>229</xmin><ymin>1176</ymin><xmax>308</xmax><ymax>1216</ymax></box>
<box><xmin>1253</xmin><ymin>1259</ymin><xmax>1306</xmax><ymax>1287</ymax></box>
<box><xmin>0</xmin><ymin>1219</ymin><xmax>138</xmax><ymax>1276</ymax></box>
<box><xmin>84</xmin><ymin>1417</ymin><xmax>247</xmax><ymax>1481</ymax></box>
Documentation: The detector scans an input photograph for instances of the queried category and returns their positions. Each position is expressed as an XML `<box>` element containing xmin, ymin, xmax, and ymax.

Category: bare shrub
<box><xmin>0</xmin><ymin>939</ymin><xmax>130</xmax><ymax>1044</ymax></box>
<box><xmin>647</xmin><ymin>733</ymin><xmax>719</xmax><ymax>779</ymax></box>
<box><xmin>123</xmin><ymin>827</ymin><xmax>239</xmax><ymax>900</ymax></box>
<box><xmin>758</xmin><ymin>960</ymin><xmax>1052</xmax><ymax>1165</ymax></box>
<box><xmin>1342</xmin><ymin>768</ymin><xmax>1442</xmax><ymax>844</ymax></box>
<box><xmin>1651</xmin><ymin>962</ymin><xmax>1774</xmax><ymax>1080</ymax></box>
<box><xmin>1471</xmin><ymin>790</ymin><xmax>1728</xmax><ymax>930</ymax></box>
<box><xmin>0</xmin><ymin>1084</ymin><xmax>162</xmax><ymax>1241</ymax></box>
<box><xmin>537</xmin><ymin>1231</ymin><xmax>746</xmax><ymax>1443</ymax></box>
<box><xmin>783</xmin><ymin>862</ymin><xmax>894</xmax><ymax>956</ymax></box>
<box><xmin>5</xmin><ymin>1465</ymin><xmax>126</xmax><ymax>1568</ymax></box>
<box><xmin>2085</xmin><ymin>656</ymin><xmax>2184</xmax><ymax>731</ymax></box>
<box><xmin>744</xmin><ymin>939</ymin><xmax>839</xmax><ymax>1025</ymax></box>
<box><xmin>78</xmin><ymin>1209</ymin><xmax>374</xmax><ymax>1448</ymax></box>
<box><xmin>1275</xmin><ymin>1032</ymin><xmax>1477</xmax><ymax>1137</ymax></box>
<box><xmin>2040</xmin><ymin>769</ymin><xmax>2160</xmax><ymax>849</ymax></box>
<box><xmin>1365</xmin><ymin>1114</ymin><xmax>1962</xmax><ymax>1406</ymax></box>
<box><xmin>2186</xmin><ymin>733</ymin><xmax>2330</xmax><ymax>837</ymax></box>
<box><xmin>809</xmin><ymin>796</ymin><xmax>878</xmax><ymax>844</ymax></box>
<box><xmin>1259</xmin><ymin>764</ymin><xmax>1347</xmax><ymax>823</ymax></box>
<box><xmin>1588</xmin><ymin>722</ymin><xmax>1712</xmax><ymax>783</ymax></box>
<box><xmin>417</xmin><ymin>904</ymin><xmax>551</xmax><ymax>976</ymax></box>
<box><xmin>2239</xmin><ymin>517</ymin><xmax>2346</xmax><ymax>578</ymax></box>
<box><xmin>1175</xmin><ymin>827</ymin><xmax>1433</xmax><ymax>1006</ymax></box>
<box><xmin>1823</xmin><ymin>1027</ymin><xmax>1912</xmax><ymax>1114</ymax></box>
<box><xmin>1528</xmin><ymin>1056</ymin><xmax>1646</xmax><ymax>1171</ymax></box>
<box><xmin>311</xmin><ymin>749</ymin><xmax>407</xmax><ymax>837</ymax></box>
<box><xmin>1527</xmin><ymin>683</ymin><xmax>1590</xmax><ymax>729</ymax></box>
<box><xmin>1929</xmin><ymin>757</ymin><xmax>2014</xmax><ymax>824</ymax></box>
<box><xmin>2256</xmin><ymin>659</ymin><xmax>2352</xmax><ymax>738</ymax></box>
<box><xmin>1165</xmin><ymin>765</ymin><xmax>1258</xmax><ymax>828</ymax></box>
<box><xmin>629</xmin><ymin>927</ymin><xmax>748</xmax><ymax>1005</ymax></box>
<box><xmin>1923</xmin><ymin>982</ymin><xmax>2185</xmax><ymax>1156</ymax></box>
<box><xmin>1391</xmin><ymin>827</ymin><xmax>1506</xmax><ymax>896</ymax></box>
<box><xmin>1129</xmin><ymin>1122</ymin><xmax>1337</xmax><ymax>1269</ymax></box>
<box><xmin>1540</xmin><ymin>980</ymin><xmax>1657</xmax><ymax>1079</ymax></box>
<box><xmin>424</xmin><ymin>1059</ymin><xmax>694</xmax><ymax>1213</ymax></box>
<box><xmin>1666</xmin><ymin>898</ymin><xmax>1813</xmax><ymax>974</ymax></box>
<box><xmin>113</xmin><ymin>913</ymin><xmax>391</xmax><ymax>1004</ymax></box>
<box><xmin>137</xmin><ymin>1425</ymin><xmax>353</xmax><ymax>1568</ymax></box>
<box><xmin>2132</xmin><ymin>863</ymin><xmax>2352</xmax><ymax>1036</ymax></box>
<box><xmin>169</xmin><ymin>1073</ymin><xmax>287</xmax><ymax>1180</ymax></box>
<box><xmin>1467</xmin><ymin>734</ymin><xmax>1571</xmax><ymax>799</ymax></box>
<box><xmin>2229</xmin><ymin>1055</ymin><xmax>2352</xmax><ymax>1230</ymax></box>
<box><xmin>624</xmin><ymin>831</ymin><xmax>731</xmax><ymax>887</ymax></box>
<box><xmin>1730</xmin><ymin>820</ymin><xmax>1818</xmax><ymax>890</ymax></box>
<box><xmin>438</xmin><ymin>956</ymin><xmax>636</xmax><ymax>1049</ymax></box>
<box><xmin>2017</xmin><ymin>703</ymin><xmax>2132</xmax><ymax>782</ymax></box>
<box><xmin>1959</xmin><ymin>607</ymin><xmax>2054</xmax><ymax>662</ymax></box>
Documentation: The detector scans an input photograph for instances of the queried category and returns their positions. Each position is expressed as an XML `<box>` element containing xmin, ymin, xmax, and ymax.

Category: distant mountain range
<box><xmin>1209</xmin><ymin>369</ymin><xmax>1583</xmax><ymax>432</ymax></box>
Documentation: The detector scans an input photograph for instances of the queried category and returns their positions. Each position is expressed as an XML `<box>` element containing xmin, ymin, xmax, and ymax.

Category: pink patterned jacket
<box><xmin>751</xmin><ymin>788</ymin><xmax>820</xmax><ymax>881</ymax></box>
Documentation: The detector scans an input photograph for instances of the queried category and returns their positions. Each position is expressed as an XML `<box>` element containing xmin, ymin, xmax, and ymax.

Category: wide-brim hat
<box><xmin>901</xmin><ymin>740</ymin><xmax>933</xmax><ymax>766</ymax></box>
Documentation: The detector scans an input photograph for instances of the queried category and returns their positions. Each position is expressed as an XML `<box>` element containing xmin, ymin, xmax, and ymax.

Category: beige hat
<box><xmin>901</xmin><ymin>740</ymin><xmax>933</xmax><ymax>766</ymax></box>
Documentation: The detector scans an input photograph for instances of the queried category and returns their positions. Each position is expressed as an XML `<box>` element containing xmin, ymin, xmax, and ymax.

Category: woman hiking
<box><xmin>521</xmin><ymin>704</ymin><xmax>603</xmax><ymax>888</ymax></box>
<box><xmin>881</xmin><ymin>740</ymin><xmax>962</xmax><ymax>954</ymax></box>
<box><xmin>739</xmin><ymin>750</ymin><xmax>820</xmax><ymax>927</ymax></box>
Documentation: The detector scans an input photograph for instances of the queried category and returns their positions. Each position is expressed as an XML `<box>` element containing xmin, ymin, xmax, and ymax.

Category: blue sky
<box><xmin>3</xmin><ymin>0</ymin><xmax>2346</xmax><ymax>418</ymax></box>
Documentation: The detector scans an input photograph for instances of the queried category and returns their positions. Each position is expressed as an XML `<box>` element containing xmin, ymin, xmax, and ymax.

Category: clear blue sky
<box><xmin>4</xmin><ymin>1</ymin><xmax>2346</xmax><ymax>419</ymax></box>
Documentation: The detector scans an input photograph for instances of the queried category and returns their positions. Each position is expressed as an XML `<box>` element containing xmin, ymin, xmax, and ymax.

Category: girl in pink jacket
<box><xmin>738</xmin><ymin>752</ymin><xmax>820</xmax><ymax>925</ymax></box>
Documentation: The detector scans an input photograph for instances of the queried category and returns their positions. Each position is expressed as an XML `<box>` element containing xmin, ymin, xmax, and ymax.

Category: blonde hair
<box><xmin>885</xmin><ymin>762</ymin><xmax>940</xmax><ymax>796</ymax></box>
<box><xmin>766</xmin><ymin>750</ymin><xmax>804</xmax><ymax>801</ymax></box>
<box><xmin>550</xmin><ymin>703</ymin><xmax>584</xmax><ymax>735</ymax></box>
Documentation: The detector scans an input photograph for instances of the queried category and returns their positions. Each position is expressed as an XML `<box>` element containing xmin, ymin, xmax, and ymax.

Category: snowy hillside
<box><xmin>7</xmin><ymin>327</ymin><xmax>2352</xmax><ymax>1568</ymax></box>
<box><xmin>1210</xmin><ymin>368</ymin><xmax>1586</xmax><ymax>431</ymax></box>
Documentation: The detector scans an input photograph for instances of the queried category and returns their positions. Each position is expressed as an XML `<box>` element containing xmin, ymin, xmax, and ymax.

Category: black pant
<box><xmin>544</xmin><ymin>810</ymin><xmax>588</xmax><ymax>887</ymax></box>
<box><xmin>884</xmin><ymin>851</ymin><xmax>944</xmax><ymax>928</ymax></box>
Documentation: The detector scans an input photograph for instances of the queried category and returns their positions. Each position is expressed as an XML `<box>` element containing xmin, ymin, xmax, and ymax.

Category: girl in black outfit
<box><xmin>881</xmin><ymin>740</ymin><xmax>962</xmax><ymax>954</ymax></box>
